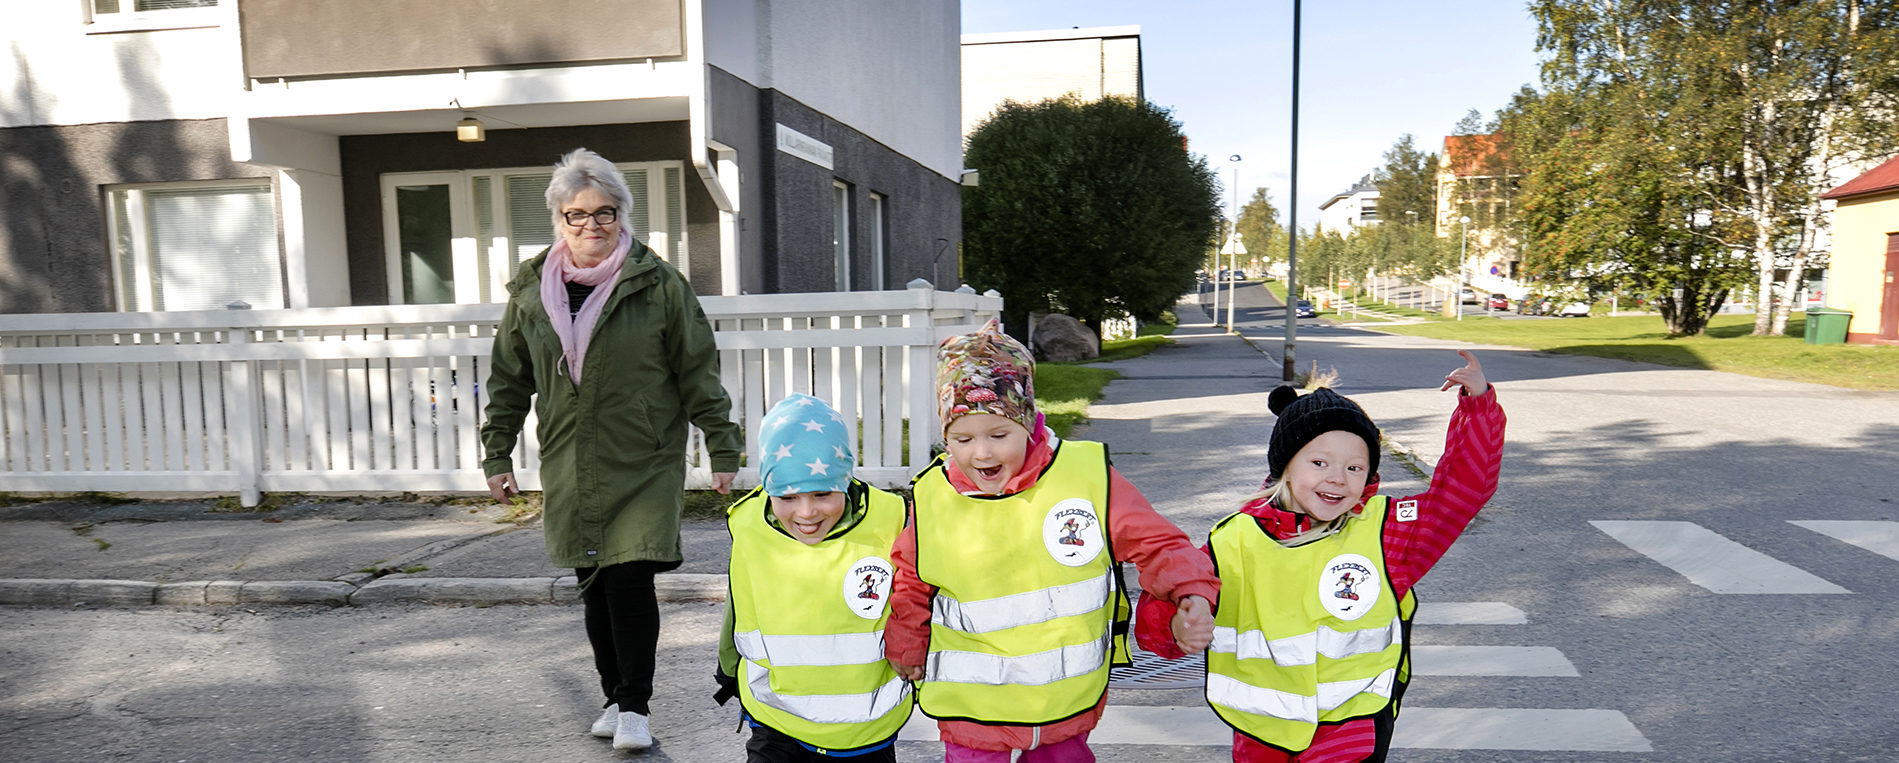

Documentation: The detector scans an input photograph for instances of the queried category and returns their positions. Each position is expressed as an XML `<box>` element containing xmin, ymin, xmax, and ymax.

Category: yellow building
<box><xmin>1819</xmin><ymin>155</ymin><xmax>1899</xmax><ymax>345</ymax></box>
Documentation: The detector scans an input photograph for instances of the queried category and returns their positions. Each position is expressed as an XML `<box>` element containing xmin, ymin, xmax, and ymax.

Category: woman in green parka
<box><xmin>480</xmin><ymin>148</ymin><xmax>742</xmax><ymax>752</ymax></box>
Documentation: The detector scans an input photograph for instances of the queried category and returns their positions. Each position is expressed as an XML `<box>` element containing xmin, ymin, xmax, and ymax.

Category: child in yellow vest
<box><xmin>716</xmin><ymin>393</ymin><xmax>913</xmax><ymax>762</ymax></box>
<box><xmin>885</xmin><ymin>319</ymin><xmax>1220</xmax><ymax>762</ymax></box>
<box><xmin>1145</xmin><ymin>350</ymin><xmax>1505</xmax><ymax>761</ymax></box>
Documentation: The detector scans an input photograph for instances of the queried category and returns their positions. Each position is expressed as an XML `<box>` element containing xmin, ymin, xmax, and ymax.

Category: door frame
<box><xmin>380</xmin><ymin>172</ymin><xmax>476</xmax><ymax>305</ymax></box>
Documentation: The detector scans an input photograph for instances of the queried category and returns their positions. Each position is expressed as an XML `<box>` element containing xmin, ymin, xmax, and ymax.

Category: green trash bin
<box><xmin>1804</xmin><ymin>308</ymin><xmax>1852</xmax><ymax>345</ymax></box>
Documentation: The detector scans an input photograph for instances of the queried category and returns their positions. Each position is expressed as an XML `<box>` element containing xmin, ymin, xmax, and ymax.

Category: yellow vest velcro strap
<box><xmin>1210</xmin><ymin>616</ymin><xmax>1403</xmax><ymax>666</ymax></box>
<box><xmin>1207</xmin><ymin>673</ymin><xmax>1318</xmax><ymax>724</ymax></box>
<box><xmin>926</xmin><ymin>630</ymin><xmax>1110</xmax><ymax>687</ymax></box>
<box><xmin>742</xmin><ymin>659</ymin><xmax>914</xmax><ymax>724</ymax></box>
<box><xmin>1317</xmin><ymin>667</ymin><xmax>1398</xmax><ymax>711</ymax></box>
<box><xmin>930</xmin><ymin>570</ymin><xmax>1113</xmax><ymax>634</ymax></box>
<box><xmin>732</xmin><ymin>630</ymin><xmax>886</xmax><ymax>667</ymax></box>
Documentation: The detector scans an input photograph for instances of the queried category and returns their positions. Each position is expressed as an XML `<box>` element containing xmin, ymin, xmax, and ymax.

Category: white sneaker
<box><xmin>589</xmin><ymin>704</ymin><xmax>618</xmax><ymax>738</ymax></box>
<box><xmin>612</xmin><ymin>711</ymin><xmax>653</xmax><ymax>751</ymax></box>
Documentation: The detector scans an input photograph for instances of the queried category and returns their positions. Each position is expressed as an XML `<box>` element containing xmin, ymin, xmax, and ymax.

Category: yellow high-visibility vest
<box><xmin>1205</xmin><ymin>496</ymin><xmax>1416</xmax><ymax>752</ymax></box>
<box><xmin>728</xmin><ymin>483</ymin><xmax>913</xmax><ymax>751</ymax></box>
<box><xmin>910</xmin><ymin>439</ymin><xmax>1132</xmax><ymax>725</ymax></box>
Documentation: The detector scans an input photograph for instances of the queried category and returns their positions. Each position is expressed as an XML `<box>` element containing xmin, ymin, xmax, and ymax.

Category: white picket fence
<box><xmin>0</xmin><ymin>280</ymin><xmax>1001</xmax><ymax>506</ymax></box>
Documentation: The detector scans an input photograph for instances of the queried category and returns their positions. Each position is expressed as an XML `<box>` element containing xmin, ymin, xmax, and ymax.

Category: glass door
<box><xmin>381</xmin><ymin>173</ymin><xmax>474</xmax><ymax>304</ymax></box>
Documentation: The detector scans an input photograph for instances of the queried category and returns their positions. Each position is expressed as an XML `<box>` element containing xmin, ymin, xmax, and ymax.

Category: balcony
<box><xmin>239</xmin><ymin>0</ymin><xmax>684</xmax><ymax>81</ymax></box>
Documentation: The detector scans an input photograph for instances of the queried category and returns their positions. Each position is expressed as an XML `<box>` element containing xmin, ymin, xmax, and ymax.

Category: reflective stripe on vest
<box><xmin>727</xmin><ymin>484</ymin><xmax>913</xmax><ymax>749</ymax></box>
<box><xmin>1205</xmin><ymin>496</ymin><xmax>1410</xmax><ymax>752</ymax></box>
<box><xmin>910</xmin><ymin>439</ymin><xmax>1131</xmax><ymax>725</ymax></box>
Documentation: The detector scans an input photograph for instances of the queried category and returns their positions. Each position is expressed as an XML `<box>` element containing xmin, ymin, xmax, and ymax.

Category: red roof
<box><xmin>1822</xmin><ymin>154</ymin><xmax>1899</xmax><ymax>201</ymax></box>
<box><xmin>1441</xmin><ymin>134</ymin><xmax>1513</xmax><ymax>177</ymax></box>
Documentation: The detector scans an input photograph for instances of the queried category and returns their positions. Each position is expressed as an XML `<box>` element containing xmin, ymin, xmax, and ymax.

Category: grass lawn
<box><xmin>1036</xmin><ymin>312</ymin><xmax>1179</xmax><ymax>437</ymax></box>
<box><xmin>1374</xmin><ymin>312</ymin><xmax>1898</xmax><ymax>391</ymax></box>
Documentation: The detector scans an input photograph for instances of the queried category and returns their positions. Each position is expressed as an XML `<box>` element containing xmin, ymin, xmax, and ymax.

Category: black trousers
<box><xmin>576</xmin><ymin>560</ymin><xmax>675</xmax><ymax>715</ymax></box>
<box><xmin>745</xmin><ymin>722</ymin><xmax>896</xmax><ymax>763</ymax></box>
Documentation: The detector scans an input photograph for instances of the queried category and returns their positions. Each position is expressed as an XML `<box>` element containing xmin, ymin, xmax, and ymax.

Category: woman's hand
<box><xmin>486</xmin><ymin>473</ymin><xmax>519</xmax><ymax>503</ymax></box>
<box><xmin>712</xmin><ymin>472</ymin><xmax>736</xmax><ymax>495</ymax></box>
<box><xmin>1440</xmin><ymin>350</ymin><xmax>1489</xmax><ymax>396</ymax></box>
<box><xmin>1172</xmin><ymin>595</ymin><xmax>1215</xmax><ymax>654</ymax></box>
<box><xmin>888</xmin><ymin>659</ymin><xmax>924</xmax><ymax>682</ymax></box>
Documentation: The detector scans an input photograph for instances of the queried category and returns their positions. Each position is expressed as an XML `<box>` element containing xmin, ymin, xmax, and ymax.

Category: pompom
<box><xmin>1268</xmin><ymin>385</ymin><xmax>1300</xmax><ymax>416</ymax></box>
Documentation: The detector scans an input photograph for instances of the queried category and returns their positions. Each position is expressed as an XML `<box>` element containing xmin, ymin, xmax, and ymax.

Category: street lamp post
<box><xmin>1227</xmin><ymin>154</ymin><xmax>1241</xmax><ymax>332</ymax></box>
<box><xmin>1456</xmin><ymin>215</ymin><xmax>1470</xmax><ymax>321</ymax></box>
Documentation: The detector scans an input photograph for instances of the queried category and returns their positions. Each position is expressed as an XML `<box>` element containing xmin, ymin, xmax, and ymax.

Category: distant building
<box><xmin>1819</xmin><ymin>154</ymin><xmax>1899</xmax><ymax>344</ymax></box>
<box><xmin>1316</xmin><ymin>174</ymin><xmax>1381</xmax><ymax>234</ymax></box>
<box><xmin>961</xmin><ymin>26</ymin><xmax>1143</xmax><ymax>138</ymax></box>
<box><xmin>0</xmin><ymin>0</ymin><xmax>962</xmax><ymax>314</ymax></box>
<box><xmin>1438</xmin><ymin>133</ymin><xmax>1522</xmax><ymax>287</ymax></box>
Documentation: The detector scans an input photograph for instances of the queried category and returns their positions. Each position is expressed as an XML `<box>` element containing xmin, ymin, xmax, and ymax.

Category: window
<box><xmin>86</xmin><ymin>0</ymin><xmax>221</xmax><ymax>32</ymax></box>
<box><xmin>833</xmin><ymin>181</ymin><xmax>852</xmax><ymax>291</ymax></box>
<box><xmin>868</xmin><ymin>192</ymin><xmax>887</xmax><ymax>290</ymax></box>
<box><xmin>107</xmin><ymin>180</ymin><xmax>284</xmax><ymax>311</ymax></box>
<box><xmin>381</xmin><ymin>161</ymin><xmax>685</xmax><ymax>304</ymax></box>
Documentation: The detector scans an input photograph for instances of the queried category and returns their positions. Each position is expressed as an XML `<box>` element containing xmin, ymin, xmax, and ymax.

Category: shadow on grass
<box><xmin>1539</xmin><ymin>343</ymin><xmax>1714</xmax><ymax>370</ymax></box>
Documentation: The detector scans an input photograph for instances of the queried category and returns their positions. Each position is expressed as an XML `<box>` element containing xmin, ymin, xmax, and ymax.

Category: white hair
<box><xmin>544</xmin><ymin>148</ymin><xmax>636</xmax><ymax>230</ymax></box>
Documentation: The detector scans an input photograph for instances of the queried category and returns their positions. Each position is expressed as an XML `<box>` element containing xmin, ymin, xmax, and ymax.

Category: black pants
<box><xmin>745</xmin><ymin>722</ymin><xmax>896</xmax><ymax>763</ymax></box>
<box><xmin>577</xmin><ymin>560</ymin><xmax>675</xmax><ymax>715</ymax></box>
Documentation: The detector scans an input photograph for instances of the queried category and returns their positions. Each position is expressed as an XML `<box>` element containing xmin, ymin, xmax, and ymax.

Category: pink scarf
<box><xmin>539</xmin><ymin>228</ymin><xmax>633</xmax><ymax>385</ymax></box>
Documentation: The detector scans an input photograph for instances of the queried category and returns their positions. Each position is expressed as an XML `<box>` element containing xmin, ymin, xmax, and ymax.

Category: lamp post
<box><xmin>1455</xmin><ymin>215</ymin><xmax>1470</xmax><ymax>321</ymax></box>
<box><xmin>1227</xmin><ymin>155</ymin><xmax>1241</xmax><ymax>331</ymax></box>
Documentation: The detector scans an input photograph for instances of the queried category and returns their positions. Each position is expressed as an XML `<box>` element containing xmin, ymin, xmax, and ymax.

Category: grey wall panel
<box><xmin>339</xmin><ymin>122</ymin><xmax>689</xmax><ymax>305</ymax></box>
<box><xmin>708</xmin><ymin>66</ymin><xmax>765</xmax><ymax>295</ymax></box>
<box><xmin>0</xmin><ymin>119</ymin><xmax>269</xmax><ymax>314</ymax></box>
<box><xmin>241</xmin><ymin>0</ymin><xmax>684</xmax><ymax>80</ymax></box>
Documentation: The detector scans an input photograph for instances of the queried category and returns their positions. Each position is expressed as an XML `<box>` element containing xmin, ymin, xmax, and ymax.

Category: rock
<box><xmin>1033</xmin><ymin>314</ymin><xmax>1099</xmax><ymax>362</ymax></box>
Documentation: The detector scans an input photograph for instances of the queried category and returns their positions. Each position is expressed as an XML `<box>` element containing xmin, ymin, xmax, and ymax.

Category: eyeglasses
<box><xmin>562</xmin><ymin>207</ymin><xmax>618</xmax><ymax>227</ymax></box>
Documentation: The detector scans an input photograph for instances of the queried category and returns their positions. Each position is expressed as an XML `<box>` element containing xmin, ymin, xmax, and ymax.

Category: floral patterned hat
<box><xmin>936</xmin><ymin>318</ymin><xmax>1037</xmax><ymax>434</ymax></box>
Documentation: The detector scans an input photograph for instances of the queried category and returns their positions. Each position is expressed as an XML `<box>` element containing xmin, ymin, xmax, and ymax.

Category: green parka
<box><xmin>481</xmin><ymin>242</ymin><xmax>742</xmax><ymax>569</ymax></box>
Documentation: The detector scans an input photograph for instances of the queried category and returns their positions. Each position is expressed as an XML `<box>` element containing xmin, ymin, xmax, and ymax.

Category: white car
<box><xmin>1557</xmin><ymin>302</ymin><xmax>1593</xmax><ymax>317</ymax></box>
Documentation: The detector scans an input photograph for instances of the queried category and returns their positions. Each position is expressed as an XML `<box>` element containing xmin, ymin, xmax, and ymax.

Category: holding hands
<box><xmin>1172</xmin><ymin>595</ymin><xmax>1215</xmax><ymax>654</ymax></box>
<box><xmin>1439</xmin><ymin>350</ymin><xmax>1489</xmax><ymax>396</ymax></box>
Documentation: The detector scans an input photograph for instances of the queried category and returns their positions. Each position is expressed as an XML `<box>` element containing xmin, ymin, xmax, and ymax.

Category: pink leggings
<box><xmin>944</xmin><ymin>733</ymin><xmax>1093</xmax><ymax>762</ymax></box>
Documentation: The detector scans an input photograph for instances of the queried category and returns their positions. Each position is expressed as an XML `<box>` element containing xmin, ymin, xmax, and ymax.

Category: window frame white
<box><xmin>379</xmin><ymin>161</ymin><xmax>685</xmax><ymax>305</ymax></box>
<box><xmin>104</xmin><ymin>177</ymin><xmax>284</xmax><ymax>312</ymax></box>
<box><xmin>83</xmin><ymin>0</ymin><xmax>223</xmax><ymax>34</ymax></box>
<box><xmin>833</xmin><ymin>180</ymin><xmax>852</xmax><ymax>291</ymax></box>
<box><xmin>868</xmin><ymin>191</ymin><xmax>887</xmax><ymax>291</ymax></box>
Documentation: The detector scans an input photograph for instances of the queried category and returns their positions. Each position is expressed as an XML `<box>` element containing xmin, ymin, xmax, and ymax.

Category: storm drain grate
<box><xmin>1108</xmin><ymin>648</ymin><xmax>1205</xmax><ymax>690</ymax></box>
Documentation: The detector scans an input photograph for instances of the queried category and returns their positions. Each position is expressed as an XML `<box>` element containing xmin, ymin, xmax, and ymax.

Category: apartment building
<box><xmin>0</xmin><ymin>0</ymin><xmax>962</xmax><ymax>314</ymax></box>
<box><xmin>960</xmin><ymin>25</ymin><xmax>1142</xmax><ymax>138</ymax></box>
<box><xmin>1316</xmin><ymin>173</ymin><xmax>1381</xmax><ymax>234</ymax></box>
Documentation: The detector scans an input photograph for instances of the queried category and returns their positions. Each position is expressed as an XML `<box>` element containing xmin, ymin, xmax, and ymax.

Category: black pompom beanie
<box><xmin>1266</xmin><ymin>386</ymin><xmax>1381</xmax><ymax>482</ymax></box>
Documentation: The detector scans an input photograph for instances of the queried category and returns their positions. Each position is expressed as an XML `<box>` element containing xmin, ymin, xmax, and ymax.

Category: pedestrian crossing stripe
<box><xmin>1790</xmin><ymin>520</ymin><xmax>1899</xmax><ymax>563</ymax></box>
<box><xmin>1591</xmin><ymin>520</ymin><xmax>1852</xmax><ymax>594</ymax></box>
<box><xmin>897</xmin><ymin>706</ymin><xmax>1653</xmax><ymax>751</ymax></box>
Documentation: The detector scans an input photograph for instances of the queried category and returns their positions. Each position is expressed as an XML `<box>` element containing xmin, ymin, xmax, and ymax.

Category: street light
<box><xmin>1455</xmin><ymin>215</ymin><xmax>1470</xmax><ymax>321</ymax></box>
<box><xmin>1227</xmin><ymin>154</ymin><xmax>1241</xmax><ymax>331</ymax></box>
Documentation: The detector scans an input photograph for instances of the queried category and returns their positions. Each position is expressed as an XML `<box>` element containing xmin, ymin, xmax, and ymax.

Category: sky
<box><xmin>962</xmin><ymin>0</ymin><xmax>1548</xmax><ymax>228</ymax></box>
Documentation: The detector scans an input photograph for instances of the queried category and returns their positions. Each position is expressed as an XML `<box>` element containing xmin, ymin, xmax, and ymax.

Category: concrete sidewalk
<box><xmin>0</xmin><ymin>297</ymin><xmax>1399</xmax><ymax>608</ymax></box>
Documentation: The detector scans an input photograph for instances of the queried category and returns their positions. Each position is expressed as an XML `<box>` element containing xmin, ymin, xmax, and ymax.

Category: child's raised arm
<box><xmin>1439</xmin><ymin>349</ymin><xmax>1489</xmax><ymax>396</ymax></box>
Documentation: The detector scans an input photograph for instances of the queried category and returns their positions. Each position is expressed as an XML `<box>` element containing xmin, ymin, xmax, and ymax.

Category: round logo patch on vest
<box><xmin>843</xmin><ymin>556</ymin><xmax>895</xmax><ymax>620</ymax></box>
<box><xmin>1043</xmin><ymin>499</ymin><xmax>1105</xmax><ymax>567</ymax></box>
<box><xmin>1317</xmin><ymin>553</ymin><xmax>1381</xmax><ymax>621</ymax></box>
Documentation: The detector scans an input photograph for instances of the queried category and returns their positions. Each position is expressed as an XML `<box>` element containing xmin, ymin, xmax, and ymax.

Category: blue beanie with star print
<box><xmin>758</xmin><ymin>394</ymin><xmax>856</xmax><ymax>497</ymax></box>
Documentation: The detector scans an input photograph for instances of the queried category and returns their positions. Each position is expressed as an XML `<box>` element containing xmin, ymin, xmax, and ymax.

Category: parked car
<box><xmin>1295</xmin><ymin>299</ymin><xmax>1317</xmax><ymax>318</ymax></box>
<box><xmin>1485</xmin><ymin>293</ymin><xmax>1510</xmax><ymax>310</ymax></box>
<box><xmin>1557</xmin><ymin>301</ymin><xmax>1593</xmax><ymax>317</ymax></box>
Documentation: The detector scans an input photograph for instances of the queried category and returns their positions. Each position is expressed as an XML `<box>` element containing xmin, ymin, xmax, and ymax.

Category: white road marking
<box><xmin>1790</xmin><ymin>520</ymin><xmax>1899</xmax><ymax>562</ymax></box>
<box><xmin>1414</xmin><ymin>601</ymin><xmax>1527</xmax><ymax>625</ymax></box>
<box><xmin>1410</xmin><ymin>645</ymin><xmax>1579</xmax><ymax>677</ymax></box>
<box><xmin>1394</xmin><ymin>708</ymin><xmax>1654</xmax><ymax>751</ymax></box>
<box><xmin>1591</xmin><ymin>520</ymin><xmax>1851</xmax><ymax>594</ymax></box>
<box><xmin>900</xmin><ymin>705</ymin><xmax>1653</xmax><ymax>751</ymax></box>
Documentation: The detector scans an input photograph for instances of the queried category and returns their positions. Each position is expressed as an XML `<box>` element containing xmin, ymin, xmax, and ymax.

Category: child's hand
<box><xmin>889</xmin><ymin>659</ymin><xmax>924</xmax><ymax>682</ymax></box>
<box><xmin>1171</xmin><ymin>595</ymin><xmax>1214</xmax><ymax>654</ymax></box>
<box><xmin>1439</xmin><ymin>350</ymin><xmax>1488</xmax><ymax>396</ymax></box>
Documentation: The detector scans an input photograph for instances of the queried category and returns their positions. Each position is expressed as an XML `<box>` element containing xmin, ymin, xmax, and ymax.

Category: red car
<box><xmin>1484</xmin><ymin>293</ymin><xmax>1510</xmax><ymax>310</ymax></box>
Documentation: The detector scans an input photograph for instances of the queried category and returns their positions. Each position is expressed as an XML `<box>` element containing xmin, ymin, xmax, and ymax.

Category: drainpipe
<box><xmin>683</xmin><ymin>0</ymin><xmax>741</xmax><ymax>295</ymax></box>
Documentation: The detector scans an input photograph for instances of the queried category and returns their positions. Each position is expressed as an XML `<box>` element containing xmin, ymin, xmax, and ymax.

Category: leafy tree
<box><xmin>1531</xmin><ymin>0</ymin><xmax>1899</xmax><ymax>335</ymax></box>
<box><xmin>1373</xmin><ymin>135</ymin><xmax>1437</xmax><ymax>234</ymax></box>
<box><xmin>1235</xmin><ymin>187</ymin><xmax>1287</xmax><ymax>274</ymax></box>
<box><xmin>963</xmin><ymin>95</ymin><xmax>1222</xmax><ymax>338</ymax></box>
